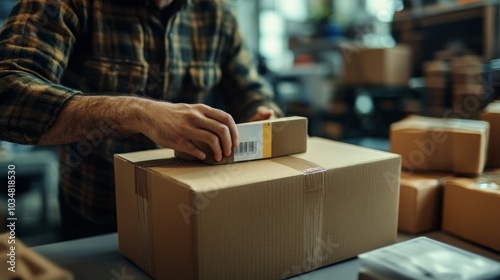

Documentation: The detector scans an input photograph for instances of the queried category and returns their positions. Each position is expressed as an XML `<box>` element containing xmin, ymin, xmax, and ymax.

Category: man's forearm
<box><xmin>38</xmin><ymin>95</ymin><xmax>239</xmax><ymax>162</ymax></box>
<box><xmin>38</xmin><ymin>95</ymin><xmax>144</xmax><ymax>145</ymax></box>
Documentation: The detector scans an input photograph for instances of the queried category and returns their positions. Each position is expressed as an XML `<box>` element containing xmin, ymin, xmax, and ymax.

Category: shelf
<box><xmin>394</xmin><ymin>0</ymin><xmax>498</xmax><ymax>23</ymax></box>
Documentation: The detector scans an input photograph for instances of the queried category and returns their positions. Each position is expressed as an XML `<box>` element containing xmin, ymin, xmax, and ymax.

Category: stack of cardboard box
<box><xmin>451</xmin><ymin>55</ymin><xmax>484</xmax><ymax>115</ymax></box>
<box><xmin>424</xmin><ymin>60</ymin><xmax>449</xmax><ymax>108</ymax></box>
<box><xmin>391</xmin><ymin>108</ymin><xmax>500</xmax><ymax>252</ymax></box>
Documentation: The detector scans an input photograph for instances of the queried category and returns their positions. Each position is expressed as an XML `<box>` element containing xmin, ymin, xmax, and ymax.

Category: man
<box><xmin>0</xmin><ymin>0</ymin><xmax>282</xmax><ymax>239</ymax></box>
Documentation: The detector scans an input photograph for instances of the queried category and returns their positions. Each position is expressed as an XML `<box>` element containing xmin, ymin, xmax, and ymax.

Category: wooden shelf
<box><xmin>394</xmin><ymin>0</ymin><xmax>498</xmax><ymax>23</ymax></box>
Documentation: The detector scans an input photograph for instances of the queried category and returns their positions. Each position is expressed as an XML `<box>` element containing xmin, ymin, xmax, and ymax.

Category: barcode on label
<box><xmin>234</xmin><ymin>141</ymin><xmax>258</xmax><ymax>155</ymax></box>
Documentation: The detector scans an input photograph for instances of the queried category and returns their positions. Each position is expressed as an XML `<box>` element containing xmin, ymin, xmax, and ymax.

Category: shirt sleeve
<box><xmin>218</xmin><ymin>5</ymin><xmax>283</xmax><ymax>123</ymax></box>
<box><xmin>0</xmin><ymin>0</ymin><xmax>83</xmax><ymax>145</ymax></box>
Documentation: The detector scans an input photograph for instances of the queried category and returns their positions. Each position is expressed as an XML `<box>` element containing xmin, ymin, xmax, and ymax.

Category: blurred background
<box><xmin>1</xmin><ymin>0</ymin><xmax>499</xmax><ymax>245</ymax></box>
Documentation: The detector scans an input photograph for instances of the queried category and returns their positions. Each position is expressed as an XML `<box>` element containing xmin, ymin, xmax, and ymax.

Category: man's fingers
<box><xmin>172</xmin><ymin>139</ymin><xmax>206</xmax><ymax>160</ymax></box>
<box><xmin>248</xmin><ymin>107</ymin><xmax>274</xmax><ymax>122</ymax></box>
<box><xmin>195</xmin><ymin>104</ymin><xmax>239</xmax><ymax>147</ymax></box>
<box><xmin>189</xmin><ymin>116</ymin><xmax>232</xmax><ymax>158</ymax></box>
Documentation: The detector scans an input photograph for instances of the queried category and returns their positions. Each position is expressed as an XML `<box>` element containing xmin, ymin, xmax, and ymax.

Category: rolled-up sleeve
<box><xmin>0</xmin><ymin>0</ymin><xmax>82</xmax><ymax>145</ymax></box>
<box><xmin>219</xmin><ymin>6</ymin><xmax>283</xmax><ymax>123</ymax></box>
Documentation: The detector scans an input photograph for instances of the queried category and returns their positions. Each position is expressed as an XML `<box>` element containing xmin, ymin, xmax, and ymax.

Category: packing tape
<box><xmin>271</xmin><ymin>156</ymin><xmax>326</xmax><ymax>270</ymax></box>
<box><xmin>134</xmin><ymin>158</ymin><xmax>180</xmax><ymax>275</ymax></box>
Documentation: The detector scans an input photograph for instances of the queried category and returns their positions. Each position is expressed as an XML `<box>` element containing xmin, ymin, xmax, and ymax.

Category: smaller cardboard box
<box><xmin>341</xmin><ymin>45</ymin><xmax>411</xmax><ymax>86</ymax></box>
<box><xmin>442</xmin><ymin>176</ymin><xmax>500</xmax><ymax>252</ymax></box>
<box><xmin>481</xmin><ymin>101</ymin><xmax>500</xmax><ymax>168</ymax></box>
<box><xmin>175</xmin><ymin>116</ymin><xmax>307</xmax><ymax>165</ymax></box>
<box><xmin>390</xmin><ymin>115</ymin><xmax>489</xmax><ymax>175</ymax></box>
<box><xmin>398</xmin><ymin>171</ymin><xmax>453</xmax><ymax>234</ymax></box>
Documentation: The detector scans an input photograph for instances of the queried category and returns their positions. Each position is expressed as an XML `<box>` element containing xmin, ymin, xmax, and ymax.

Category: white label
<box><xmin>234</xmin><ymin>123</ymin><xmax>263</xmax><ymax>162</ymax></box>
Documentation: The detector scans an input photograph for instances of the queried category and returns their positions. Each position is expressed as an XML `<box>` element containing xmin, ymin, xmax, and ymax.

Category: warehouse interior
<box><xmin>0</xmin><ymin>0</ymin><xmax>500</xmax><ymax>279</ymax></box>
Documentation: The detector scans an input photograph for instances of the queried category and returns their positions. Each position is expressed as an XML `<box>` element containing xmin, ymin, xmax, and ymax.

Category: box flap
<box><xmin>118</xmin><ymin>137</ymin><xmax>400</xmax><ymax>193</ymax></box>
<box><xmin>115</xmin><ymin>149</ymin><xmax>174</xmax><ymax>164</ymax></box>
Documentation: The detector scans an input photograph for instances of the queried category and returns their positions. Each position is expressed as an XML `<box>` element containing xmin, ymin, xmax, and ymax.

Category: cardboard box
<box><xmin>442</xmin><ymin>176</ymin><xmax>500</xmax><ymax>252</ymax></box>
<box><xmin>175</xmin><ymin>116</ymin><xmax>307</xmax><ymax>165</ymax></box>
<box><xmin>452</xmin><ymin>72</ymin><xmax>482</xmax><ymax>85</ymax></box>
<box><xmin>0</xmin><ymin>233</ymin><xmax>73</xmax><ymax>280</ymax></box>
<box><xmin>424</xmin><ymin>60</ymin><xmax>449</xmax><ymax>73</ymax></box>
<box><xmin>481</xmin><ymin>101</ymin><xmax>500</xmax><ymax>168</ymax></box>
<box><xmin>453</xmin><ymin>83</ymin><xmax>484</xmax><ymax>95</ymax></box>
<box><xmin>114</xmin><ymin>137</ymin><xmax>401</xmax><ymax>280</ymax></box>
<box><xmin>390</xmin><ymin>115</ymin><xmax>489</xmax><ymax>175</ymax></box>
<box><xmin>341</xmin><ymin>45</ymin><xmax>412</xmax><ymax>86</ymax></box>
<box><xmin>451</xmin><ymin>55</ymin><xmax>482</xmax><ymax>75</ymax></box>
<box><xmin>425</xmin><ymin>76</ymin><xmax>447</xmax><ymax>88</ymax></box>
<box><xmin>426</xmin><ymin>88</ymin><xmax>447</xmax><ymax>107</ymax></box>
<box><xmin>398</xmin><ymin>171</ymin><xmax>452</xmax><ymax>234</ymax></box>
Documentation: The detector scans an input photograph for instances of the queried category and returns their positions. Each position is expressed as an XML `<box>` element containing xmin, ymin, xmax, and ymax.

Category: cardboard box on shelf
<box><xmin>390</xmin><ymin>115</ymin><xmax>489</xmax><ymax>175</ymax></box>
<box><xmin>425</xmin><ymin>76</ymin><xmax>447</xmax><ymax>88</ymax></box>
<box><xmin>453</xmin><ymin>84</ymin><xmax>484</xmax><ymax>95</ymax></box>
<box><xmin>424</xmin><ymin>60</ymin><xmax>449</xmax><ymax>74</ymax></box>
<box><xmin>451</xmin><ymin>55</ymin><xmax>482</xmax><ymax>75</ymax></box>
<box><xmin>452</xmin><ymin>72</ymin><xmax>482</xmax><ymax>85</ymax></box>
<box><xmin>341</xmin><ymin>45</ymin><xmax>412</xmax><ymax>86</ymax></box>
<box><xmin>114</xmin><ymin>137</ymin><xmax>401</xmax><ymax>280</ymax></box>
<box><xmin>426</xmin><ymin>88</ymin><xmax>447</xmax><ymax>107</ymax></box>
<box><xmin>442</xmin><ymin>175</ymin><xmax>500</xmax><ymax>252</ymax></box>
<box><xmin>175</xmin><ymin>116</ymin><xmax>307</xmax><ymax>165</ymax></box>
<box><xmin>481</xmin><ymin>101</ymin><xmax>500</xmax><ymax>168</ymax></box>
<box><xmin>398</xmin><ymin>171</ymin><xmax>453</xmax><ymax>234</ymax></box>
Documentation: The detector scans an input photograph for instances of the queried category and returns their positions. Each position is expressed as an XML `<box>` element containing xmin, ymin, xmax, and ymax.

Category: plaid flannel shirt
<box><xmin>0</xmin><ymin>0</ymin><xmax>281</xmax><ymax>225</ymax></box>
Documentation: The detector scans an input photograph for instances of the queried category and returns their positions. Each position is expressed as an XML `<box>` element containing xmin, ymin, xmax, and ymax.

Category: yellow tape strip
<box><xmin>263</xmin><ymin>122</ymin><xmax>272</xmax><ymax>158</ymax></box>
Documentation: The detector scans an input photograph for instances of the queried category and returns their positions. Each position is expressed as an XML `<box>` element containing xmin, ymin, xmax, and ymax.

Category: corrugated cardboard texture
<box><xmin>174</xmin><ymin>116</ymin><xmax>307</xmax><ymax>165</ymax></box>
<box><xmin>341</xmin><ymin>45</ymin><xmax>411</xmax><ymax>86</ymax></box>
<box><xmin>114</xmin><ymin>137</ymin><xmax>401</xmax><ymax>279</ymax></box>
<box><xmin>0</xmin><ymin>233</ymin><xmax>73</xmax><ymax>280</ymax></box>
<box><xmin>390</xmin><ymin>115</ymin><xmax>489</xmax><ymax>175</ymax></box>
<box><xmin>481</xmin><ymin>101</ymin><xmax>500</xmax><ymax>168</ymax></box>
<box><xmin>398</xmin><ymin>171</ymin><xmax>453</xmax><ymax>234</ymax></box>
<box><xmin>442</xmin><ymin>177</ymin><xmax>500</xmax><ymax>252</ymax></box>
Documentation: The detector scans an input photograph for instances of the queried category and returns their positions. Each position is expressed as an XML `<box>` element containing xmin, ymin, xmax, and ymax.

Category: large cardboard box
<box><xmin>442</xmin><ymin>176</ymin><xmax>500</xmax><ymax>252</ymax></box>
<box><xmin>341</xmin><ymin>45</ymin><xmax>411</xmax><ymax>86</ymax></box>
<box><xmin>481</xmin><ymin>101</ymin><xmax>500</xmax><ymax>168</ymax></box>
<box><xmin>114</xmin><ymin>137</ymin><xmax>401</xmax><ymax>280</ymax></box>
<box><xmin>175</xmin><ymin>116</ymin><xmax>307</xmax><ymax>165</ymax></box>
<box><xmin>398</xmin><ymin>171</ymin><xmax>452</xmax><ymax>234</ymax></box>
<box><xmin>390</xmin><ymin>115</ymin><xmax>489</xmax><ymax>175</ymax></box>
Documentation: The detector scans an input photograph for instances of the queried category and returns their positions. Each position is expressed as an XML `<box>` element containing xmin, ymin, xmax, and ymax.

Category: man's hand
<box><xmin>246</xmin><ymin>106</ymin><xmax>276</xmax><ymax>122</ymax></box>
<box><xmin>39</xmin><ymin>96</ymin><xmax>239</xmax><ymax>162</ymax></box>
<box><xmin>139</xmin><ymin>102</ymin><xmax>239</xmax><ymax>161</ymax></box>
